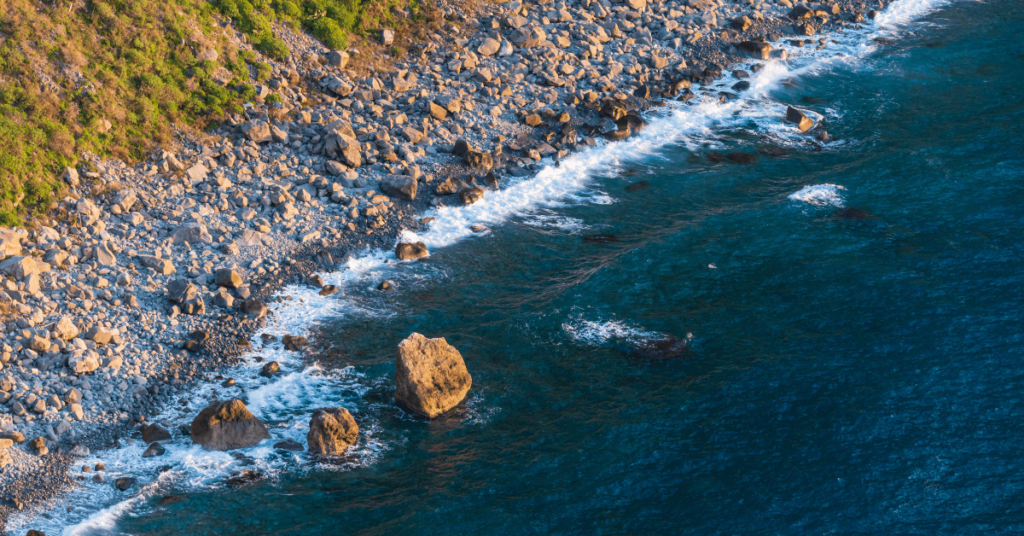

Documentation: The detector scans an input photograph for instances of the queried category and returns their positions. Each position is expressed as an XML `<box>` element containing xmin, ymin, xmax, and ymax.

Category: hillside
<box><xmin>0</xmin><ymin>0</ymin><xmax>443</xmax><ymax>226</ymax></box>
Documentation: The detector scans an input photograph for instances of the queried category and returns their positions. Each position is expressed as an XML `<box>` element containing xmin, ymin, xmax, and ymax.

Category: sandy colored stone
<box><xmin>307</xmin><ymin>407</ymin><xmax>359</xmax><ymax>456</ymax></box>
<box><xmin>191</xmin><ymin>399</ymin><xmax>270</xmax><ymax>450</ymax></box>
<box><xmin>395</xmin><ymin>333</ymin><xmax>472</xmax><ymax>418</ymax></box>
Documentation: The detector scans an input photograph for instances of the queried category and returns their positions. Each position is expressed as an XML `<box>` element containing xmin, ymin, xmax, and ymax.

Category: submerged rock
<box><xmin>307</xmin><ymin>407</ymin><xmax>359</xmax><ymax>456</ymax></box>
<box><xmin>583</xmin><ymin>234</ymin><xmax>617</xmax><ymax>244</ymax></box>
<box><xmin>625</xmin><ymin>181</ymin><xmax>651</xmax><ymax>192</ymax></box>
<box><xmin>627</xmin><ymin>334</ymin><xmax>693</xmax><ymax>362</ymax></box>
<box><xmin>395</xmin><ymin>333</ymin><xmax>472</xmax><ymax>418</ymax></box>
<box><xmin>274</xmin><ymin>439</ymin><xmax>304</xmax><ymax>451</ymax></box>
<box><xmin>190</xmin><ymin>399</ymin><xmax>270</xmax><ymax>451</ymax></box>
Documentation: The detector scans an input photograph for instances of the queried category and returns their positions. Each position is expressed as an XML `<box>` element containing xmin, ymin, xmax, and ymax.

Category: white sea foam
<box><xmin>788</xmin><ymin>184</ymin><xmax>848</xmax><ymax>207</ymax></box>
<box><xmin>563</xmin><ymin>317</ymin><xmax>667</xmax><ymax>346</ymax></box>
<box><xmin>5</xmin><ymin>0</ymin><xmax>960</xmax><ymax>532</ymax></box>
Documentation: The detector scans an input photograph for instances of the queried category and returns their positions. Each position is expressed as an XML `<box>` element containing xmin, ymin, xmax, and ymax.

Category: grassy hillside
<box><xmin>0</xmin><ymin>0</ymin><xmax>431</xmax><ymax>226</ymax></box>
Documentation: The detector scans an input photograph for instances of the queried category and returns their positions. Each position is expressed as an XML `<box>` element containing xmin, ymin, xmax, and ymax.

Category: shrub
<box><xmin>310</xmin><ymin>17</ymin><xmax>348</xmax><ymax>49</ymax></box>
<box><xmin>257</xmin><ymin>37</ymin><xmax>291</xmax><ymax>60</ymax></box>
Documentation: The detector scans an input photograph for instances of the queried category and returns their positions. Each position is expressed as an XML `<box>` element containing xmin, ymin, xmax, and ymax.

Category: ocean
<box><xmin>9</xmin><ymin>0</ymin><xmax>1024</xmax><ymax>533</ymax></box>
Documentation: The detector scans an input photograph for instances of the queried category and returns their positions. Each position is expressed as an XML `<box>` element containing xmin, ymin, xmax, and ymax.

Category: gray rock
<box><xmin>215</xmin><ymin>269</ymin><xmax>243</xmax><ymax>289</ymax></box>
<box><xmin>381</xmin><ymin>175</ymin><xmax>417</xmax><ymax>201</ymax></box>
<box><xmin>172</xmin><ymin>223</ymin><xmax>213</xmax><ymax>245</ymax></box>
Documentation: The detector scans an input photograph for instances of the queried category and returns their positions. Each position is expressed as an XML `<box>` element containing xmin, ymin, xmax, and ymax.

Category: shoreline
<box><xmin>1</xmin><ymin>0</ymin><xmax>899</xmax><ymax>529</ymax></box>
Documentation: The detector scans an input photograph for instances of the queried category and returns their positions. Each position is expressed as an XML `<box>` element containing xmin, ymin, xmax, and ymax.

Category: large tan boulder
<box><xmin>191</xmin><ymin>399</ymin><xmax>270</xmax><ymax>450</ymax></box>
<box><xmin>395</xmin><ymin>242</ymin><xmax>428</xmax><ymax>261</ymax></box>
<box><xmin>306</xmin><ymin>407</ymin><xmax>359</xmax><ymax>456</ymax></box>
<box><xmin>0</xmin><ymin>227</ymin><xmax>24</xmax><ymax>256</ymax></box>
<box><xmin>395</xmin><ymin>333</ymin><xmax>472</xmax><ymax>418</ymax></box>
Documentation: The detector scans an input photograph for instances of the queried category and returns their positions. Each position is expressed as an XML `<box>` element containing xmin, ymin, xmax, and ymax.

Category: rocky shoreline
<box><xmin>1</xmin><ymin>0</ymin><xmax>882</xmax><ymax>529</ymax></box>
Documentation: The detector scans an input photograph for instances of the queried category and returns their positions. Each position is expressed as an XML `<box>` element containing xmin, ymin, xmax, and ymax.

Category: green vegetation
<box><xmin>0</xmin><ymin>0</ymin><xmax>278</xmax><ymax>225</ymax></box>
<box><xmin>0</xmin><ymin>0</ymin><xmax>437</xmax><ymax>226</ymax></box>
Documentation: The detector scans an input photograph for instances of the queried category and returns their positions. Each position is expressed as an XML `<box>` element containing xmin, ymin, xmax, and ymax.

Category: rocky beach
<box><xmin>0</xmin><ymin>0</ymin><xmax>929</xmax><ymax>530</ymax></box>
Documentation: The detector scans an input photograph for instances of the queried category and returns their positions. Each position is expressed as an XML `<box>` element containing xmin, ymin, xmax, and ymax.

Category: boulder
<box><xmin>115</xmin><ymin>477</ymin><xmax>136</xmax><ymax>491</ymax></box>
<box><xmin>0</xmin><ymin>256</ymin><xmax>42</xmax><ymax>280</ymax></box>
<box><xmin>215</xmin><ymin>268</ymin><xmax>243</xmax><ymax>289</ymax></box>
<box><xmin>738</xmin><ymin>40</ymin><xmax>773</xmax><ymax>60</ymax></box>
<box><xmin>185</xmin><ymin>163</ymin><xmax>209</xmax><ymax>183</ymax></box>
<box><xmin>167</xmin><ymin>279</ymin><xmax>199</xmax><ymax>304</ymax></box>
<box><xmin>785</xmin><ymin>106</ymin><xmax>815</xmax><ymax>132</ymax></box>
<box><xmin>172</xmin><ymin>223</ymin><xmax>213</xmax><ymax>245</ymax></box>
<box><xmin>137</xmin><ymin>255</ymin><xmax>176</xmax><ymax>275</ymax></box>
<box><xmin>477</xmin><ymin>38</ymin><xmax>501</xmax><ymax>56</ymax></box>
<box><xmin>69</xmin><ymin>353</ymin><xmax>100</xmax><ymax>374</ymax></box>
<box><xmin>327</xmin><ymin>49</ymin><xmax>349</xmax><ymax>68</ymax></box>
<box><xmin>241</xmin><ymin>120</ymin><xmax>273</xmax><ymax>143</ymax></box>
<box><xmin>190</xmin><ymin>399</ymin><xmax>271</xmax><ymax>450</ymax></box>
<box><xmin>307</xmin><ymin>407</ymin><xmax>359</xmax><ymax>456</ymax></box>
<box><xmin>260</xmin><ymin>361</ymin><xmax>280</xmax><ymax>377</ymax></box>
<box><xmin>0</xmin><ymin>227</ymin><xmax>24</xmax><ymax>256</ymax></box>
<box><xmin>282</xmin><ymin>335</ymin><xmax>307</xmax><ymax>351</ymax></box>
<box><xmin>239</xmin><ymin>299</ymin><xmax>268</xmax><ymax>318</ymax></box>
<box><xmin>395</xmin><ymin>242</ymin><xmax>429</xmax><ymax>261</ymax></box>
<box><xmin>142</xmin><ymin>423</ymin><xmax>172</xmax><ymax>443</ymax></box>
<box><xmin>94</xmin><ymin>242</ymin><xmax>117</xmax><ymax>267</ymax></box>
<box><xmin>395</xmin><ymin>333</ymin><xmax>472</xmax><ymax>418</ymax></box>
<box><xmin>465</xmin><ymin>151</ymin><xmax>493</xmax><ymax>171</ymax></box>
<box><xmin>459</xmin><ymin>187</ymin><xmax>485</xmax><ymax>205</ymax></box>
<box><xmin>381</xmin><ymin>175</ymin><xmax>417</xmax><ymax>201</ymax></box>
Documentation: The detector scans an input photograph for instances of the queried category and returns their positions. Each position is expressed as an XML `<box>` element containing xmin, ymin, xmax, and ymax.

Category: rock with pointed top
<box><xmin>190</xmin><ymin>399</ymin><xmax>270</xmax><ymax>451</ymax></box>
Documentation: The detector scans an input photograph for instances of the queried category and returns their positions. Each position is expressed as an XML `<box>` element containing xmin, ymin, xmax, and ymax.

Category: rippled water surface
<box><xmin>17</xmin><ymin>0</ymin><xmax>1024</xmax><ymax>534</ymax></box>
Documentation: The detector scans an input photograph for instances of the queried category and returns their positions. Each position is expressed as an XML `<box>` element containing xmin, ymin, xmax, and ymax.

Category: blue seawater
<box><xmin>17</xmin><ymin>0</ymin><xmax>1024</xmax><ymax>533</ymax></box>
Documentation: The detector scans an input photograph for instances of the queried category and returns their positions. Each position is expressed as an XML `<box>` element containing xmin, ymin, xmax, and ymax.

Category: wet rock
<box><xmin>583</xmin><ymin>234</ymin><xmax>617</xmax><ymax>244</ymax></box>
<box><xmin>225</xmin><ymin>469</ymin><xmax>264</xmax><ymax>488</ymax></box>
<box><xmin>282</xmin><ymin>335</ymin><xmax>307</xmax><ymax>351</ymax></box>
<box><xmin>115</xmin><ymin>477</ymin><xmax>137</xmax><ymax>491</ymax></box>
<box><xmin>378</xmin><ymin>281</ymin><xmax>393</xmax><ymax>291</ymax></box>
<box><xmin>318</xmin><ymin>285</ymin><xmax>338</xmax><ymax>296</ymax></box>
<box><xmin>459</xmin><ymin>187</ymin><xmax>485</xmax><ymax>205</ymax></box>
<box><xmin>832</xmin><ymin>207</ymin><xmax>871</xmax><ymax>220</ymax></box>
<box><xmin>142</xmin><ymin>423</ymin><xmax>172</xmax><ymax>443</ymax></box>
<box><xmin>726</xmin><ymin>153</ymin><xmax>757</xmax><ymax>165</ymax></box>
<box><xmin>190</xmin><ymin>399</ymin><xmax>271</xmax><ymax>451</ymax></box>
<box><xmin>627</xmin><ymin>334</ymin><xmax>693</xmax><ymax>362</ymax></box>
<box><xmin>785</xmin><ymin>106</ymin><xmax>815</xmax><ymax>132</ymax></box>
<box><xmin>738</xmin><ymin>40</ymin><xmax>773</xmax><ymax>60</ymax></box>
<box><xmin>395</xmin><ymin>242</ymin><xmax>428</xmax><ymax>261</ymax></box>
<box><xmin>260</xmin><ymin>361</ymin><xmax>280</xmax><ymax>377</ymax></box>
<box><xmin>394</xmin><ymin>333</ymin><xmax>472</xmax><ymax>418</ymax></box>
<box><xmin>274</xmin><ymin>439</ymin><xmax>304</xmax><ymax>451</ymax></box>
<box><xmin>142</xmin><ymin>442</ymin><xmax>166</xmax><ymax>458</ymax></box>
<box><xmin>307</xmin><ymin>407</ymin><xmax>359</xmax><ymax>456</ymax></box>
<box><xmin>625</xmin><ymin>181</ymin><xmax>650</xmax><ymax>192</ymax></box>
<box><xmin>464</xmin><ymin>151</ymin><xmax>494</xmax><ymax>171</ymax></box>
<box><xmin>158</xmin><ymin>495</ymin><xmax>185</xmax><ymax>506</ymax></box>
<box><xmin>239</xmin><ymin>299</ymin><xmax>268</xmax><ymax>319</ymax></box>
